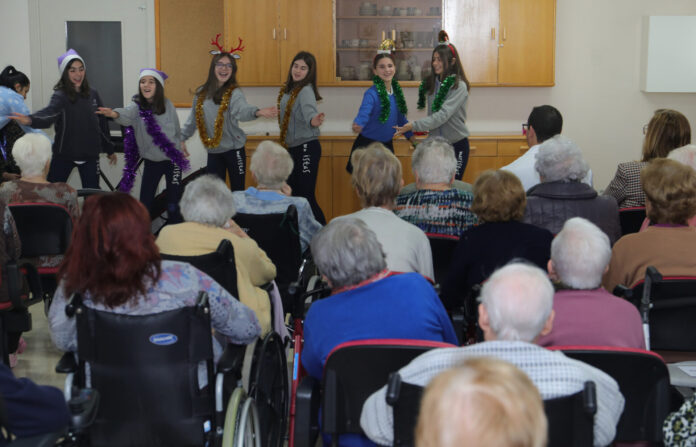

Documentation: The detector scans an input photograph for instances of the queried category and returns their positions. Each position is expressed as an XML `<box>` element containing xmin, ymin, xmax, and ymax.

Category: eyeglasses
<box><xmin>215</xmin><ymin>63</ymin><xmax>233</xmax><ymax>69</ymax></box>
<box><xmin>643</xmin><ymin>124</ymin><xmax>648</xmax><ymax>135</ymax></box>
<box><xmin>522</xmin><ymin>123</ymin><xmax>529</xmax><ymax>135</ymax></box>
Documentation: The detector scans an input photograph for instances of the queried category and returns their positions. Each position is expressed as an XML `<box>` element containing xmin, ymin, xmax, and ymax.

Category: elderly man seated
<box><xmin>156</xmin><ymin>175</ymin><xmax>276</xmax><ymax>336</ymax></box>
<box><xmin>361</xmin><ymin>262</ymin><xmax>624</xmax><ymax>447</ymax></box>
<box><xmin>537</xmin><ymin>217</ymin><xmax>644</xmax><ymax>348</ymax></box>
<box><xmin>302</xmin><ymin>218</ymin><xmax>457</xmax><ymax>446</ymax></box>
<box><xmin>231</xmin><ymin>140</ymin><xmax>322</xmax><ymax>254</ymax></box>
<box><xmin>394</xmin><ymin>137</ymin><xmax>476</xmax><ymax>237</ymax></box>
<box><xmin>524</xmin><ymin>135</ymin><xmax>621</xmax><ymax>244</ymax></box>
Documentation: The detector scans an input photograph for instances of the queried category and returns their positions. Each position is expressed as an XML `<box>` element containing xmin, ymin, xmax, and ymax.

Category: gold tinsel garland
<box><xmin>277</xmin><ymin>84</ymin><xmax>302</xmax><ymax>149</ymax></box>
<box><xmin>196</xmin><ymin>86</ymin><xmax>236</xmax><ymax>149</ymax></box>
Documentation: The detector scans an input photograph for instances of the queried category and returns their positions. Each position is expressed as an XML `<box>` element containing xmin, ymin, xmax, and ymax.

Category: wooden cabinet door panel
<box><xmin>315</xmin><ymin>143</ymin><xmax>333</xmax><ymax>220</ymax></box>
<box><xmin>462</xmin><ymin>156</ymin><xmax>498</xmax><ymax>184</ymax></box>
<box><xmin>332</xmin><ymin>156</ymin><xmax>361</xmax><ymax>218</ymax></box>
<box><xmin>498</xmin><ymin>140</ymin><xmax>529</xmax><ymax>156</ymax></box>
<box><xmin>225</xmin><ymin>0</ymin><xmax>281</xmax><ymax>85</ymax></box>
<box><xmin>498</xmin><ymin>0</ymin><xmax>555</xmax><ymax>85</ymax></box>
<box><xmin>468</xmin><ymin>139</ymin><xmax>497</xmax><ymax>157</ymax></box>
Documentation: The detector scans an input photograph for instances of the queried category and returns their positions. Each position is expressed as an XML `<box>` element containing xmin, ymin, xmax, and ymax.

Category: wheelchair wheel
<box><xmin>234</xmin><ymin>397</ymin><xmax>261</xmax><ymax>447</ymax></box>
<box><xmin>222</xmin><ymin>387</ymin><xmax>246</xmax><ymax>447</ymax></box>
<box><xmin>249</xmin><ymin>332</ymin><xmax>289</xmax><ymax>447</ymax></box>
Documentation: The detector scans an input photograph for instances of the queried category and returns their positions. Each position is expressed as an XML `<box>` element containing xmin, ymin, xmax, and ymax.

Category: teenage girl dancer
<box><xmin>97</xmin><ymin>68</ymin><xmax>189</xmax><ymax>221</ymax></box>
<box><xmin>277</xmin><ymin>51</ymin><xmax>326</xmax><ymax>224</ymax></box>
<box><xmin>394</xmin><ymin>31</ymin><xmax>471</xmax><ymax>179</ymax></box>
<box><xmin>347</xmin><ymin>41</ymin><xmax>415</xmax><ymax>173</ymax></box>
<box><xmin>11</xmin><ymin>49</ymin><xmax>116</xmax><ymax>188</ymax></box>
<box><xmin>181</xmin><ymin>36</ymin><xmax>277</xmax><ymax>191</ymax></box>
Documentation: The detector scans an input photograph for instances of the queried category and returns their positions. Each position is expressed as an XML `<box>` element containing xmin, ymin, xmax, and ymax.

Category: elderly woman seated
<box><xmin>524</xmin><ymin>135</ymin><xmax>621</xmax><ymax>244</ymax></box>
<box><xmin>394</xmin><ymin>137</ymin><xmax>476</xmax><ymax>237</ymax></box>
<box><xmin>156</xmin><ymin>175</ymin><xmax>276</xmax><ymax>336</ymax></box>
<box><xmin>339</xmin><ymin>143</ymin><xmax>433</xmax><ymax>279</ymax></box>
<box><xmin>603</xmin><ymin>158</ymin><xmax>696</xmax><ymax>292</ymax></box>
<box><xmin>231</xmin><ymin>140</ymin><xmax>321</xmax><ymax>254</ymax></box>
<box><xmin>49</xmin><ymin>193</ymin><xmax>260</xmax><ymax>385</ymax></box>
<box><xmin>440</xmin><ymin>170</ymin><xmax>553</xmax><ymax>309</ymax></box>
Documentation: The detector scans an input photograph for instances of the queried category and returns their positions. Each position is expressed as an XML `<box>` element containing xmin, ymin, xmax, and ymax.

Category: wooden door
<box><xmin>280</xmin><ymin>0</ymin><xmax>336</xmax><ymax>85</ymax></box>
<box><xmin>497</xmin><ymin>0</ymin><xmax>555</xmax><ymax>85</ymax></box>
<box><xmin>225</xmin><ymin>0</ymin><xmax>281</xmax><ymax>85</ymax></box>
<box><xmin>444</xmin><ymin>0</ymin><xmax>499</xmax><ymax>85</ymax></box>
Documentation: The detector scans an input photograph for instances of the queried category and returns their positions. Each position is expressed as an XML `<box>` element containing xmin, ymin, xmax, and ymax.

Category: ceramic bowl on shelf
<box><xmin>340</xmin><ymin>66</ymin><xmax>356</xmax><ymax>80</ymax></box>
<box><xmin>351</xmin><ymin>38</ymin><xmax>360</xmax><ymax>48</ymax></box>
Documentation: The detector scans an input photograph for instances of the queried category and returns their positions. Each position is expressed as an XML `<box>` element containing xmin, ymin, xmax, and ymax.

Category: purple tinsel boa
<box><xmin>119</xmin><ymin>105</ymin><xmax>190</xmax><ymax>192</ymax></box>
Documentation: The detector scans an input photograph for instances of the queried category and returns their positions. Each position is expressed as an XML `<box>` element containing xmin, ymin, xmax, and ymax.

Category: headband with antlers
<box><xmin>209</xmin><ymin>34</ymin><xmax>244</xmax><ymax>59</ymax></box>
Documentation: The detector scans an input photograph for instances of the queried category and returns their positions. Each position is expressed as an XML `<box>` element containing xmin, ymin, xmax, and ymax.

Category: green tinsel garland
<box><xmin>417</xmin><ymin>74</ymin><xmax>456</xmax><ymax>112</ymax></box>
<box><xmin>373</xmin><ymin>75</ymin><xmax>408</xmax><ymax>124</ymax></box>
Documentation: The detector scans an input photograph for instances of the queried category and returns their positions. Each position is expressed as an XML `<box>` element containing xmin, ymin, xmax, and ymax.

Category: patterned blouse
<box><xmin>664</xmin><ymin>394</ymin><xmax>696</xmax><ymax>446</ymax></box>
<box><xmin>604</xmin><ymin>161</ymin><xmax>649</xmax><ymax>208</ymax></box>
<box><xmin>394</xmin><ymin>188</ymin><xmax>477</xmax><ymax>237</ymax></box>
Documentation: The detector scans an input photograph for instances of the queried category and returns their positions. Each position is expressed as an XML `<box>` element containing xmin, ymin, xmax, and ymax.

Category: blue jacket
<box><xmin>354</xmin><ymin>86</ymin><xmax>413</xmax><ymax>143</ymax></box>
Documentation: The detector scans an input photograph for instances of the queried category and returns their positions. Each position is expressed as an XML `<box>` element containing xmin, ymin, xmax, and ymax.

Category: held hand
<box><xmin>181</xmin><ymin>141</ymin><xmax>190</xmax><ymax>158</ymax></box>
<box><xmin>257</xmin><ymin>107</ymin><xmax>278</xmax><ymax>119</ymax></box>
<box><xmin>9</xmin><ymin>112</ymin><xmax>31</xmax><ymax>126</ymax></box>
<box><xmin>393</xmin><ymin>122</ymin><xmax>413</xmax><ymax>138</ymax></box>
<box><xmin>352</xmin><ymin>122</ymin><xmax>363</xmax><ymax>134</ymax></box>
<box><xmin>96</xmin><ymin>107</ymin><xmax>118</xmax><ymax>119</ymax></box>
<box><xmin>107</xmin><ymin>153</ymin><xmax>118</xmax><ymax>165</ymax></box>
<box><xmin>280</xmin><ymin>182</ymin><xmax>292</xmax><ymax>196</ymax></box>
<box><xmin>311</xmin><ymin>112</ymin><xmax>325</xmax><ymax>127</ymax></box>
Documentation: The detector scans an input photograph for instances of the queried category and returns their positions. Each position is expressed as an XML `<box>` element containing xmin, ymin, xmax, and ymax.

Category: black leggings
<box><xmin>47</xmin><ymin>158</ymin><xmax>101</xmax><ymax>189</ymax></box>
<box><xmin>452</xmin><ymin>137</ymin><xmax>470</xmax><ymax>180</ymax></box>
<box><xmin>345</xmin><ymin>134</ymin><xmax>394</xmax><ymax>174</ymax></box>
<box><xmin>140</xmin><ymin>159</ymin><xmax>183</xmax><ymax>222</ymax></box>
<box><xmin>287</xmin><ymin>139</ymin><xmax>326</xmax><ymax>224</ymax></box>
<box><xmin>207</xmin><ymin>148</ymin><xmax>246</xmax><ymax>191</ymax></box>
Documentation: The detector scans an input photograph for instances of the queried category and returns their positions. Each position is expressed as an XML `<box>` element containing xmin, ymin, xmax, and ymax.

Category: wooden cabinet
<box><xmin>224</xmin><ymin>0</ymin><xmax>335</xmax><ymax>85</ymax></box>
<box><xmin>244</xmin><ymin>134</ymin><xmax>527</xmax><ymax>221</ymax></box>
<box><xmin>444</xmin><ymin>0</ymin><xmax>556</xmax><ymax>86</ymax></box>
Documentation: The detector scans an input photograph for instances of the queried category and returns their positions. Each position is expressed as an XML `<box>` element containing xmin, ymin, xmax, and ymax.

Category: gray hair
<box><xmin>534</xmin><ymin>135</ymin><xmax>589</xmax><ymax>182</ymax></box>
<box><xmin>250</xmin><ymin>140</ymin><xmax>294</xmax><ymax>189</ymax></box>
<box><xmin>667</xmin><ymin>144</ymin><xmax>696</xmax><ymax>171</ymax></box>
<box><xmin>179</xmin><ymin>174</ymin><xmax>236</xmax><ymax>227</ymax></box>
<box><xmin>480</xmin><ymin>263</ymin><xmax>554</xmax><ymax>342</ymax></box>
<box><xmin>412</xmin><ymin>136</ymin><xmax>457</xmax><ymax>185</ymax></box>
<box><xmin>310</xmin><ymin>217</ymin><xmax>386</xmax><ymax>290</ymax></box>
<box><xmin>13</xmin><ymin>133</ymin><xmax>52</xmax><ymax>177</ymax></box>
<box><xmin>551</xmin><ymin>217</ymin><xmax>611</xmax><ymax>289</ymax></box>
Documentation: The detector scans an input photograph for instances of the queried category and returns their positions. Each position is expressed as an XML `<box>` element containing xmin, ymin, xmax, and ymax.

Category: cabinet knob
<box><xmin>273</xmin><ymin>28</ymin><xmax>276</xmax><ymax>40</ymax></box>
<box><xmin>491</xmin><ymin>28</ymin><xmax>496</xmax><ymax>40</ymax></box>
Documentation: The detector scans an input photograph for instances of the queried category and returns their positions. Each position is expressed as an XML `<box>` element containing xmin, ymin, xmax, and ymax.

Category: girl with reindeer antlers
<box><xmin>181</xmin><ymin>34</ymin><xmax>278</xmax><ymax>191</ymax></box>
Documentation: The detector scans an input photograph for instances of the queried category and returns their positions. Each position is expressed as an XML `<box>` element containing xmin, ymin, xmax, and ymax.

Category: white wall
<box><xmin>3</xmin><ymin>0</ymin><xmax>696</xmax><ymax>190</ymax></box>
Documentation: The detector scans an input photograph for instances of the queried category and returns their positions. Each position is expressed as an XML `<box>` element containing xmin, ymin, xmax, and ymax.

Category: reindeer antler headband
<box><xmin>209</xmin><ymin>33</ymin><xmax>244</xmax><ymax>59</ymax></box>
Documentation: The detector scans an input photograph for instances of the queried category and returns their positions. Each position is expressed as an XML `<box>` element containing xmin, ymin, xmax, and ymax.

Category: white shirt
<box><xmin>336</xmin><ymin>207</ymin><xmax>434</xmax><ymax>281</ymax></box>
<box><xmin>360</xmin><ymin>340</ymin><xmax>624</xmax><ymax>447</ymax></box>
<box><xmin>501</xmin><ymin>143</ymin><xmax>594</xmax><ymax>192</ymax></box>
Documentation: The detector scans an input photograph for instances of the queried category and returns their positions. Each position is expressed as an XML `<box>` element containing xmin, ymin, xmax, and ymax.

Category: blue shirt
<box><xmin>0</xmin><ymin>86</ymin><xmax>46</xmax><ymax>136</ymax></box>
<box><xmin>354</xmin><ymin>86</ymin><xmax>414</xmax><ymax>143</ymax></box>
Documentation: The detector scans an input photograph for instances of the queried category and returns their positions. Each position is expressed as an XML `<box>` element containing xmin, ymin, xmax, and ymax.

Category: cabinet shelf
<box><xmin>337</xmin><ymin>48</ymin><xmax>432</xmax><ymax>52</ymax></box>
<box><xmin>336</xmin><ymin>15</ymin><xmax>442</xmax><ymax>19</ymax></box>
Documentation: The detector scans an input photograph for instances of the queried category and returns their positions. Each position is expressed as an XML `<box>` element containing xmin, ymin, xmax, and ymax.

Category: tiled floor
<box><xmin>12</xmin><ymin>307</ymin><xmax>65</xmax><ymax>389</ymax></box>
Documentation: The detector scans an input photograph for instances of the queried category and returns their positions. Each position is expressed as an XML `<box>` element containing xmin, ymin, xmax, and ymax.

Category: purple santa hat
<box><xmin>57</xmin><ymin>49</ymin><xmax>85</xmax><ymax>74</ymax></box>
<box><xmin>139</xmin><ymin>68</ymin><xmax>168</xmax><ymax>86</ymax></box>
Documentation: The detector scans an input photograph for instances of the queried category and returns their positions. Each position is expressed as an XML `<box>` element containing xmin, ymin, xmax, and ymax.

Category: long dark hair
<box><xmin>0</xmin><ymin>65</ymin><xmax>29</xmax><ymax>90</ymax></box>
<box><xmin>283</xmin><ymin>51</ymin><xmax>322</xmax><ymax>100</ymax></box>
<box><xmin>195</xmin><ymin>53</ymin><xmax>238</xmax><ymax>105</ymax></box>
<box><xmin>134</xmin><ymin>77</ymin><xmax>166</xmax><ymax>115</ymax></box>
<box><xmin>54</xmin><ymin>59</ymin><xmax>90</xmax><ymax>102</ymax></box>
<box><xmin>422</xmin><ymin>31</ymin><xmax>470</xmax><ymax>95</ymax></box>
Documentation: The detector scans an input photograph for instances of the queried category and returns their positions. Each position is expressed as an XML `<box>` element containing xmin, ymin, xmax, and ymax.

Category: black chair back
<box><xmin>619</xmin><ymin>206</ymin><xmax>646</xmax><ymax>236</ymax></box>
<box><xmin>321</xmin><ymin>339</ymin><xmax>454</xmax><ymax>444</ymax></box>
<box><xmin>72</xmin><ymin>292</ymin><xmax>215</xmax><ymax>446</ymax></box>
<box><xmin>9</xmin><ymin>203</ymin><xmax>73</xmax><ymax>259</ymax></box>
<box><xmin>161</xmin><ymin>239</ymin><xmax>238</xmax><ymax>298</ymax></box>
<box><xmin>234</xmin><ymin>205</ymin><xmax>301</xmax><ymax>304</ymax></box>
<box><xmin>558</xmin><ymin>346</ymin><xmax>670</xmax><ymax>442</ymax></box>
<box><xmin>426</xmin><ymin>234</ymin><xmax>459</xmax><ymax>286</ymax></box>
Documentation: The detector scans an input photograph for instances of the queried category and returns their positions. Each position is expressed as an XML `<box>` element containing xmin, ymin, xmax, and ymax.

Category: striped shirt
<box><xmin>394</xmin><ymin>188</ymin><xmax>477</xmax><ymax>237</ymax></box>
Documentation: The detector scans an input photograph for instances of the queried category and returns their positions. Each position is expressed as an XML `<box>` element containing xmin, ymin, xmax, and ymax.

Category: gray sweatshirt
<box><xmin>114</xmin><ymin>99</ymin><xmax>181</xmax><ymax>162</ymax></box>
<box><xmin>278</xmin><ymin>85</ymin><xmax>320</xmax><ymax>147</ymax></box>
<box><xmin>412</xmin><ymin>79</ymin><xmax>469</xmax><ymax>143</ymax></box>
<box><xmin>181</xmin><ymin>88</ymin><xmax>259</xmax><ymax>154</ymax></box>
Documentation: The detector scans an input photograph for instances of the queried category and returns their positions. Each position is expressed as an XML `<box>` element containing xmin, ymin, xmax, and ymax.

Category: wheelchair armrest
<box><xmin>294</xmin><ymin>375</ymin><xmax>320</xmax><ymax>447</ymax></box>
<box><xmin>217</xmin><ymin>343</ymin><xmax>246</xmax><ymax>377</ymax></box>
<box><xmin>56</xmin><ymin>352</ymin><xmax>78</xmax><ymax>374</ymax></box>
<box><xmin>260</xmin><ymin>282</ymin><xmax>274</xmax><ymax>293</ymax></box>
<box><xmin>68</xmin><ymin>388</ymin><xmax>100</xmax><ymax>434</ymax></box>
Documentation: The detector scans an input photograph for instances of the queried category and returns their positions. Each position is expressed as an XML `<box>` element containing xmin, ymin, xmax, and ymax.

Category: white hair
<box><xmin>250</xmin><ymin>140</ymin><xmax>294</xmax><ymax>189</ymax></box>
<box><xmin>412</xmin><ymin>137</ymin><xmax>457</xmax><ymax>185</ymax></box>
<box><xmin>667</xmin><ymin>144</ymin><xmax>696</xmax><ymax>172</ymax></box>
<box><xmin>551</xmin><ymin>217</ymin><xmax>611</xmax><ymax>289</ymax></box>
<box><xmin>310</xmin><ymin>217</ymin><xmax>386</xmax><ymax>290</ymax></box>
<box><xmin>534</xmin><ymin>135</ymin><xmax>589</xmax><ymax>182</ymax></box>
<box><xmin>479</xmin><ymin>263</ymin><xmax>554</xmax><ymax>342</ymax></box>
<box><xmin>12</xmin><ymin>133</ymin><xmax>52</xmax><ymax>177</ymax></box>
<box><xmin>179</xmin><ymin>174</ymin><xmax>235</xmax><ymax>227</ymax></box>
